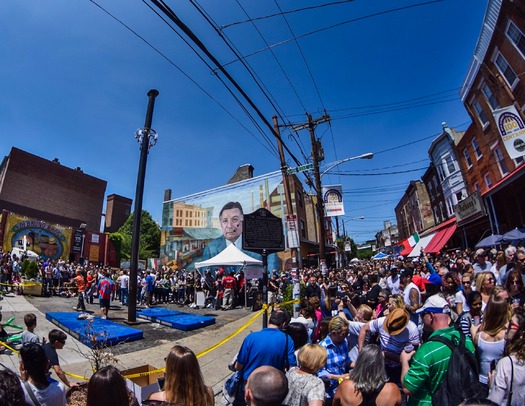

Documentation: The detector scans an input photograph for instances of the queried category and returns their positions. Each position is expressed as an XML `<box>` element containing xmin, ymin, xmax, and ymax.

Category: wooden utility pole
<box><xmin>273</xmin><ymin>116</ymin><xmax>299</xmax><ymax>272</ymax></box>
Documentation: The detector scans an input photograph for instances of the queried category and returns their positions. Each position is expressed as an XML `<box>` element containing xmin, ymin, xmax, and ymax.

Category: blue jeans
<box><xmin>120</xmin><ymin>288</ymin><xmax>129</xmax><ymax>305</ymax></box>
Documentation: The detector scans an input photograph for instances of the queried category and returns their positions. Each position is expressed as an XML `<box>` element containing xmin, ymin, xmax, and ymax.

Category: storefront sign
<box><xmin>494</xmin><ymin>105</ymin><xmax>525</xmax><ymax>159</ymax></box>
<box><xmin>454</xmin><ymin>191</ymin><xmax>485</xmax><ymax>225</ymax></box>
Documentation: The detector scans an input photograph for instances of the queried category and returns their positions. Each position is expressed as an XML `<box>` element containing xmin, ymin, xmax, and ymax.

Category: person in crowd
<box><xmin>284</xmin><ymin>344</ymin><xmax>326</xmax><ymax>406</ymax></box>
<box><xmin>333</xmin><ymin>344</ymin><xmax>402</xmax><ymax>406</ymax></box>
<box><xmin>22</xmin><ymin>313</ymin><xmax>44</xmax><ymax>345</ymax></box>
<box><xmin>358</xmin><ymin>307</ymin><xmax>419</xmax><ymax>386</ymax></box>
<box><xmin>498</xmin><ymin>245</ymin><xmax>517</xmax><ymax>286</ymax></box>
<box><xmin>309</xmin><ymin>296</ymin><xmax>323</xmax><ymax>342</ymax></box>
<box><xmin>441</xmin><ymin>271</ymin><xmax>465</xmax><ymax>316</ymax></box>
<box><xmin>365</xmin><ymin>273</ymin><xmax>382</xmax><ymax>311</ymax></box>
<box><xmin>144</xmin><ymin>269</ymin><xmax>155</xmax><ymax>307</ymax></box>
<box><xmin>456</xmin><ymin>291</ymin><xmax>483</xmax><ymax>339</ymax></box>
<box><xmin>43</xmin><ymin>329</ymin><xmax>79</xmax><ymax>389</ymax></box>
<box><xmin>292</xmin><ymin>300</ymin><xmax>316</xmax><ymax>341</ymax></box>
<box><xmin>318</xmin><ymin>316</ymin><xmax>351</xmax><ymax>404</ymax></box>
<box><xmin>233</xmin><ymin>310</ymin><xmax>296</xmax><ymax>406</ymax></box>
<box><xmin>70</xmin><ymin>267</ymin><xmax>87</xmax><ymax>312</ymax></box>
<box><xmin>321</xmin><ymin>285</ymin><xmax>340</xmax><ymax>318</ymax></box>
<box><xmin>374</xmin><ymin>289</ymin><xmax>391</xmax><ymax>318</ymax></box>
<box><xmin>287</xmin><ymin>322</ymin><xmax>309</xmax><ymax>357</ymax></box>
<box><xmin>476</xmin><ymin>271</ymin><xmax>495</xmax><ymax>312</ymax></box>
<box><xmin>20</xmin><ymin>342</ymin><xmax>67</xmax><ymax>405</ymax></box>
<box><xmin>461</xmin><ymin>273</ymin><xmax>474</xmax><ymax>309</ymax></box>
<box><xmin>98</xmin><ymin>271</ymin><xmax>116</xmax><ymax>318</ymax></box>
<box><xmin>505</xmin><ymin>270</ymin><xmax>525</xmax><ymax>310</ymax></box>
<box><xmin>386</xmin><ymin>266</ymin><xmax>402</xmax><ymax>295</ymax></box>
<box><xmin>337</xmin><ymin>303</ymin><xmax>373</xmax><ymax>364</ymax></box>
<box><xmin>148</xmin><ymin>345</ymin><xmax>213</xmax><ymax>405</ymax></box>
<box><xmin>0</xmin><ymin>368</ymin><xmax>26</xmax><ymax>406</ymax></box>
<box><xmin>473</xmin><ymin>249</ymin><xmax>493</xmax><ymax>275</ymax></box>
<box><xmin>317</xmin><ymin>317</ymin><xmax>332</xmax><ymax>343</ymax></box>
<box><xmin>87</xmin><ymin>365</ymin><xmax>139</xmax><ymax>406</ymax></box>
<box><xmin>400</xmin><ymin>294</ymin><xmax>475</xmax><ymax>405</ymax></box>
<box><xmin>86</xmin><ymin>269</ymin><xmax>97</xmax><ymax>304</ymax></box>
<box><xmin>117</xmin><ymin>269</ymin><xmax>130</xmax><ymax>306</ymax></box>
<box><xmin>222</xmin><ymin>271</ymin><xmax>237</xmax><ymax>310</ymax></box>
<box><xmin>306</xmin><ymin>275</ymin><xmax>322</xmax><ymax>299</ymax></box>
<box><xmin>488</xmin><ymin>307</ymin><xmax>525</xmax><ymax>406</ymax></box>
<box><xmin>491</xmin><ymin>251</ymin><xmax>506</xmax><ymax>282</ymax></box>
<box><xmin>399</xmin><ymin>269</ymin><xmax>421</xmax><ymax>325</ymax></box>
<box><xmin>245</xmin><ymin>366</ymin><xmax>289</xmax><ymax>406</ymax></box>
<box><xmin>473</xmin><ymin>294</ymin><xmax>510</xmax><ymax>394</ymax></box>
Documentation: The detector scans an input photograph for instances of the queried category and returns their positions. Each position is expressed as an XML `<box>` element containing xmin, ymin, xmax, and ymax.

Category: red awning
<box><xmin>425</xmin><ymin>222</ymin><xmax>457</xmax><ymax>254</ymax></box>
<box><xmin>397</xmin><ymin>238</ymin><xmax>413</xmax><ymax>256</ymax></box>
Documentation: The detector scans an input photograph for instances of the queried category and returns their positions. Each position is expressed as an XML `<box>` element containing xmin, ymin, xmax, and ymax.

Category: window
<box><xmin>515</xmin><ymin>155</ymin><xmax>525</xmax><ymax>166</ymax></box>
<box><xmin>433</xmin><ymin>177</ymin><xmax>439</xmax><ymax>191</ymax></box>
<box><xmin>506</xmin><ymin>20</ymin><xmax>525</xmax><ymax>57</ymax></box>
<box><xmin>472</xmin><ymin>139</ymin><xmax>483</xmax><ymax>159</ymax></box>
<box><xmin>300</xmin><ymin>219</ymin><xmax>306</xmax><ymax>238</ymax></box>
<box><xmin>495</xmin><ymin>53</ymin><xmax>518</xmax><ymax>88</ymax></box>
<box><xmin>474</xmin><ymin>182</ymin><xmax>480</xmax><ymax>193</ymax></box>
<box><xmin>437</xmin><ymin>164</ymin><xmax>446</xmax><ymax>181</ymax></box>
<box><xmin>297</xmin><ymin>190</ymin><xmax>303</xmax><ymax>208</ymax></box>
<box><xmin>445</xmin><ymin>155</ymin><xmax>456</xmax><ymax>175</ymax></box>
<box><xmin>484</xmin><ymin>173</ymin><xmax>493</xmax><ymax>189</ymax></box>
<box><xmin>439</xmin><ymin>202</ymin><xmax>445</xmax><ymax>221</ymax></box>
<box><xmin>494</xmin><ymin>146</ymin><xmax>509</xmax><ymax>176</ymax></box>
<box><xmin>428</xmin><ymin>182</ymin><xmax>434</xmax><ymax>198</ymax></box>
<box><xmin>463</xmin><ymin>148</ymin><xmax>472</xmax><ymax>168</ymax></box>
<box><xmin>482</xmin><ymin>84</ymin><xmax>499</xmax><ymax>110</ymax></box>
<box><xmin>456</xmin><ymin>191</ymin><xmax>463</xmax><ymax>203</ymax></box>
<box><xmin>473</xmin><ymin>101</ymin><xmax>489</xmax><ymax>126</ymax></box>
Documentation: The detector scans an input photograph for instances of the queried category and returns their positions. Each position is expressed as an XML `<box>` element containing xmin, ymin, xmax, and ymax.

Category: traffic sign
<box><xmin>287</xmin><ymin>163</ymin><xmax>313</xmax><ymax>174</ymax></box>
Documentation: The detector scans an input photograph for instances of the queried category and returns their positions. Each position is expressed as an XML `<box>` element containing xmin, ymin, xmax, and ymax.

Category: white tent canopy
<box><xmin>194</xmin><ymin>243</ymin><xmax>263</xmax><ymax>269</ymax></box>
<box><xmin>407</xmin><ymin>233</ymin><xmax>436</xmax><ymax>257</ymax></box>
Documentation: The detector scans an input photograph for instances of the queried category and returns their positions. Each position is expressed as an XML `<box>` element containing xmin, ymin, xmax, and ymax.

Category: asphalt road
<box><xmin>24</xmin><ymin>293</ymin><xmax>253</xmax><ymax>355</ymax></box>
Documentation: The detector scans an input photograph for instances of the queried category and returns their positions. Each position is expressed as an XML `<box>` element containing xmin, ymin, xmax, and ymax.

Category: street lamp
<box><xmin>320</xmin><ymin>153</ymin><xmax>374</xmax><ymax>178</ymax></box>
<box><xmin>313</xmin><ymin>153</ymin><xmax>373</xmax><ymax>272</ymax></box>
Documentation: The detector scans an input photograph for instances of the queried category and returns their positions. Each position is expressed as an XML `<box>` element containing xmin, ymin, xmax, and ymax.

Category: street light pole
<box><xmin>320</xmin><ymin>153</ymin><xmax>374</xmax><ymax>178</ymax></box>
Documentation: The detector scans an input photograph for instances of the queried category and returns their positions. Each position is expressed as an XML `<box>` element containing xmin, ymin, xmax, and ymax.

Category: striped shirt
<box><xmin>403</xmin><ymin>327</ymin><xmax>476</xmax><ymax>405</ymax></box>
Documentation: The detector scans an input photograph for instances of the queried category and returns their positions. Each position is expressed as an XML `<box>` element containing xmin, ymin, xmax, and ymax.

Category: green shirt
<box><xmin>403</xmin><ymin>327</ymin><xmax>475</xmax><ymax>405</ymax></box>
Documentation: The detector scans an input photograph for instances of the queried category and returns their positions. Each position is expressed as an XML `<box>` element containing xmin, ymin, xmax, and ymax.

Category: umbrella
<box><xmin>475</xmin><ymin>234</ymin><xmax>503</xmax><ymax>248</ymax></box>
<box><xmin>497</xmin><ymin>228</ymin><xmax>525</xmax><ymax>243</ymax></box>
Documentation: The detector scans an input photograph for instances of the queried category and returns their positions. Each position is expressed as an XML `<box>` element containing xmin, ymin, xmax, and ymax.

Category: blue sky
<box><xmin>1</xmin><ymin>0</ymin><xmax>487</xmax><ymax>243</ymax></box>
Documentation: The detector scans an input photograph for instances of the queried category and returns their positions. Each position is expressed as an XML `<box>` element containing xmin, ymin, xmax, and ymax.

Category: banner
<box><xmin>2</xmin><ymin>212</ymin><xmax>72</xmax><ymax>260</ymax></box>
<box><xmin>322</xmin><ymin>184</ymin><xmax>345</xmax><ymax>217</ymax></box>
<box><xmin>493</xmin><ymin>105</ymin><xmax>525</xmax><ymax>159</ymax></box>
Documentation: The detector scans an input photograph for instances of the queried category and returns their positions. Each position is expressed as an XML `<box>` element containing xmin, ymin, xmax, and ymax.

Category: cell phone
<box><xmin>490</xmin><ymin>360</ymin><xmax>496</xmax><ymax>372</ymax></box>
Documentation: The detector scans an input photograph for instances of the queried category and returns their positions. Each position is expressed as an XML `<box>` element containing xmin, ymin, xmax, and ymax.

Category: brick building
<box><xmin>395</xmin><ymin>180</ymin><xmax>435</xmax><ymax>240</ymax></box>
<box><xmin>456</xmin><ymin>0</ymin><xmax>525</xmax><ymax>244</ymax></box>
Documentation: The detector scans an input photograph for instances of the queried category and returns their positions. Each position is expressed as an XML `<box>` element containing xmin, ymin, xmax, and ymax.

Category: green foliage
<box><xmin>357</xmin><ymin>248</ymin><xmax>373</xmax><ymax>260</ymax></box>
<box><xmin>25</xmin><ymin>261</ymin><xmax>39</xmax><ymax>280</ymax></box>
<box><xmin>117</xmin><ymin>210</ymin><xmax>161</xmax><ymax>260</ymax></box>
<box><xmin>281</xmin><ymin>283</ymin><xmax>294</xmax><ymax>314</ymax></box>
<box><xmin>108</xmin><ymin>233</ymin><xmax>126</xmax><ymax>262</ymax></box>
<box><xmin>21</xmin><ymin>259</ymin><xmax>30</xmax><ymax>276</ymax></box>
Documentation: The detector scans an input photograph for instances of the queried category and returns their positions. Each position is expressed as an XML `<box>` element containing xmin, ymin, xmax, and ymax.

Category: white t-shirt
<box><xmin>118</xmin><ymin>274</ymin><xmax>130</xmax><ymax>289</ymax></box>
<box><xmin>21</xmin><ymin>379</ymin><xmax>67</xmax><ymax>406</ymax></box>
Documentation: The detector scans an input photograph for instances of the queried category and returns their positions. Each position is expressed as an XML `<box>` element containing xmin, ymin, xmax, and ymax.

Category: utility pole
<box><xmin>291</xmin><ymin>113</ymin><xmax>330</xmax><ymax>272</ymax></box>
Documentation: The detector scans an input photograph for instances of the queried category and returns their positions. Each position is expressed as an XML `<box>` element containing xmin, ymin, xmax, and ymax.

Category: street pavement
<box><xmin>0</xmin><ymin>292</ymin><xmax>263</xmax><ymax>404</ymax></box>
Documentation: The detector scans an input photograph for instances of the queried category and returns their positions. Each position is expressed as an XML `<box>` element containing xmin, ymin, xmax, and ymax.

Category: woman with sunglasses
<box><xmin>505</xmin><ymin>270</ymin><xmax>525</xmax><ymax>311</ymax></box>
<box><xmin>488</xmin><ymin>307</ymin><xmax>525</xmax><ymax>406</ymax></box>
<box><xmin>475</xmin><ymin>271</ymin><xmax>496</xmax><ymax>313</ymax></box>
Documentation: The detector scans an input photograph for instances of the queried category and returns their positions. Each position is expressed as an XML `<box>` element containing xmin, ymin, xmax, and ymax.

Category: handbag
<box><xmin>221</xmin><ymin>370</ymin><xmax>241</xmax><ymax>405</ymax></box>
<box><xmin>507</xmin><ymin>355</ymin><xmax>514</xmax><ymax>406</ymax></box>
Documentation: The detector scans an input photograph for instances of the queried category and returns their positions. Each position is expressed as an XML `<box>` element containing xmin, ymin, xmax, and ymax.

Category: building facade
<box><xmin>395</xmin><ymin>181</ymin><xmax>435</xmax><ymax>240</ymax></box>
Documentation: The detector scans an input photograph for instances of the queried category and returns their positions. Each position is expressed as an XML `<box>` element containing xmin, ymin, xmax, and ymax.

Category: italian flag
<box><xmin>407</xmin><ymin>232</ymin><xmax>420</xmax><ymax>247</ymax></box>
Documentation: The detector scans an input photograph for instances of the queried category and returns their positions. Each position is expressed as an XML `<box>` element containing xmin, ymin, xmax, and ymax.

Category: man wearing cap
<box><xmin>400</xmin><ymin>294</ymin><xmax>476</xmax><ymax>405</ymax></box>
<box><xmin>358</xmin><ymin>307</ymin><xmax>419</xmax><ymax>386</ymax></box>
<box><xmin>473</xmin><ymin>249</ymin><xmax>492</xmax><ymax>276</ymax></box>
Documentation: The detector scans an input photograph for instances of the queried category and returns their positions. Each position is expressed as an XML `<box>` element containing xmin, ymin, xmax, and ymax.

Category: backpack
<box><xmin>428</xmin><ymin>330</ymin><xmax>485</xmax><ymax>406</ymax></box>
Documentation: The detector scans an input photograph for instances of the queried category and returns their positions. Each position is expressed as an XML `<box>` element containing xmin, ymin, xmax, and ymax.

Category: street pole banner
<box><xmin>322</xmin><ymin>184</ymin><xmax>345</xmax><ymax>217</ymax></box>
<box><xmin>493</xmin><ymin>105</ymin><xmax>525</xmax><ymax>159</ymax></box>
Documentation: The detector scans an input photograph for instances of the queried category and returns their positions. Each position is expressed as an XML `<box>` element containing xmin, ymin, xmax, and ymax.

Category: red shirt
<box><xmin>222</xmin><ymin>275</ymin><xmax>236</xmax><ymax>289</ymax></box>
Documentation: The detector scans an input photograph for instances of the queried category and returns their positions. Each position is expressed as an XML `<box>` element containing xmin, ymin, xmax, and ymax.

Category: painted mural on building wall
<box><xmin>161</xmin><ymin>171</ymin><xmax>284</xmax><ymax>271</ymax></box>
<box><xmin>2</xmin><ymin>212</ymin><xmax>72</xmax><ymax>260</ymax></box>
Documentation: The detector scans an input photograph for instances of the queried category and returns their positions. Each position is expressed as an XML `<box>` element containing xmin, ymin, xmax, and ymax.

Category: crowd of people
<box><xmin>1</xmin><ymin>244</ymin><xmax>525</xmax><ymax>405</ymax></box>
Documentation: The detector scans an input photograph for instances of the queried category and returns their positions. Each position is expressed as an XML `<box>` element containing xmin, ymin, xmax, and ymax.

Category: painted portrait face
<box><xmin>220</xmin><ymin>207</ymin><xmax>243</xmax><ymax>242</ymax></box>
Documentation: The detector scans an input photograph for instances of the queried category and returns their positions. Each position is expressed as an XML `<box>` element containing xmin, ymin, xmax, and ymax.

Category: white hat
<box><xmin>416</xmin><ymin>294</ymin><xmax>451</xmax><ymax>314</ymax></box>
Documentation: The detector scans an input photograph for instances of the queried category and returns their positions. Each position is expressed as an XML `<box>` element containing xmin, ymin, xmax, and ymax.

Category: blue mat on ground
<box><xmin>137</xmin><ymin>307</ymin><xmax>215</xmax><ymax>331</ymax></box>
<box><xmin>46</xmin><ymin>312</ymin><xmax>143</xmax><ymax>348</ymax></box>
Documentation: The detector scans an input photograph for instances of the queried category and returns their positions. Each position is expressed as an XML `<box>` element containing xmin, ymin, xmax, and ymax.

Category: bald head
<box><xmin>245</xmin><ymin>366</ymin><xmax>288</xmax><ymax>406</ymax></box>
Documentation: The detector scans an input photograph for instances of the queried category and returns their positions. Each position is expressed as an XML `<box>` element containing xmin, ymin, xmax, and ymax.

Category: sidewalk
<box><xmin>0</xmin><ymin>294</ymin><xmax>262</xmax><ymax>404</ymax></box>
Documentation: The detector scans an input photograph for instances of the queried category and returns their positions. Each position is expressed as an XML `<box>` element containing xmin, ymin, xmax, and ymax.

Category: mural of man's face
<box><xmin>220</xmin><ymin>208</ymin><xmax>243</xmax><ymax>242</ymax></box>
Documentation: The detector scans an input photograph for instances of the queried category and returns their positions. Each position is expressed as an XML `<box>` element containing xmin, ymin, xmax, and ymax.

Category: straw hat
<box><xmin>384</xmin><ymin>308</ymin><xmax>409</xmax><ymax>336</ymax></box>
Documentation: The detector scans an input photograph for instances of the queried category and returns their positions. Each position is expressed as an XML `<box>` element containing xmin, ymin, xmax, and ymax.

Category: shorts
<box><xmin>99</xmin><ymin>299</ymin><xmax>110</xmax><ymax>309</ymax></box>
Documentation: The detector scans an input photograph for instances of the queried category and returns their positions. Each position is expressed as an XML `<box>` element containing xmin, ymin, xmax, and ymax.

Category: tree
<box><xmin>117</xmin><ymin>210</ymin><xmax>161</xmax><ymax>260</ymax></box>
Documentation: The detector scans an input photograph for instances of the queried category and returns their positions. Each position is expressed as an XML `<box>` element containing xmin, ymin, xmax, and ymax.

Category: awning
<box><xmin>425</xmin><ymin>222</ymin><xmax>457</xmax><ymax>254</ymax></box>
<box><xmin>407</xmin><ymin>233</ymin><xmax>436</xmax><ymax>257</ymax></box>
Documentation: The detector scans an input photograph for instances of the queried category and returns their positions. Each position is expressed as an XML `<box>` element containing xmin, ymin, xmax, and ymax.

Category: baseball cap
<box><xmin>416</xmin><ymin>294</ymin><xmax>451</xmax><ymax>314</ymax></box>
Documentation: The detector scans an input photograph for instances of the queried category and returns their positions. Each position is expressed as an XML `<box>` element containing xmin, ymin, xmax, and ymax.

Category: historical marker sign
<box><xmin>243</xmin><ymin>208</ymin><xmax>285</xmax><ymax>253</ymax></box>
